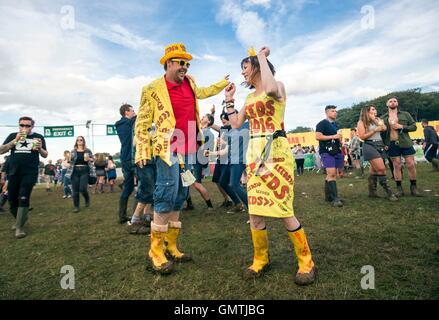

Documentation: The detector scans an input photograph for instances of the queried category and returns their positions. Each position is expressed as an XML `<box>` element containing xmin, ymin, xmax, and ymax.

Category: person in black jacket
<box><xmin>421</xmin><ymin>119</ymin><xmax>439</xmax><ymax>170</ymax></box>
<box><xmin>115</xmin><ymin>103</ymin><xmax>137</xmax><ymax>224</ymax></box>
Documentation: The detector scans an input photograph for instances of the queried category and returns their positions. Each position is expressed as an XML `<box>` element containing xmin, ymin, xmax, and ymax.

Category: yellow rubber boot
<box><xmin>148</xmin><ymin>222</ymin><xmax>173</xmax><ymax>274</ymax></box>
<box><xmin>165</xmin><ymin>221</ymin><xmax>192</xmax><ymax>262</ymax></box>
<box><xmin>244</xmin><ymin>228</ymin><xmax>270</xmax><ymax>279</ymax></box>
<box><xmin>288</xmin><ymin>227</ymin><xmax>316</xmax><ymax>285</ymax></box>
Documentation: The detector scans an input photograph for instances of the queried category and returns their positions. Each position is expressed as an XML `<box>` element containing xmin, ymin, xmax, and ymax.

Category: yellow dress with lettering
<box><xmin>245</xmin><ymin>92</ymin><xmax>295</xmax><ymax>218</ymax></box>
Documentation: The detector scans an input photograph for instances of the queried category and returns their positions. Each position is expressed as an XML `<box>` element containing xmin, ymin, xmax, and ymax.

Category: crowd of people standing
<box><xmin>0</xmin><ymin>43</ymin><xmax>438</xmax><ymax>287</ymax></box>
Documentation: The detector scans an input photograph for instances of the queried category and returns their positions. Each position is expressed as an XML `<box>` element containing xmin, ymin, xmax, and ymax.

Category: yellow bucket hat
<box><xmin>160</xmin><ymin>43</ymin><xmax>193</xmax><ymax>65</ymax></box>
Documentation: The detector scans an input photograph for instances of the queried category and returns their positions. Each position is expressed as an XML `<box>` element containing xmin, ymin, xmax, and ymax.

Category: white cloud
<box><xmin>192</xmin><ymin>54</ymin><xmax>227</xmax><ymax>63</ymax></box>
<box><xmin>78</xmin><ymin>23</ymin><xmax>163</xmax><ymax>52</ymax></box>
<box><xmin>244</xmin><ymin>0</ymin><xmax>271</xmax><ymax>9</ymax></box>
<box><xmin>0</xmin><ymin>3</ymin><xmax>158</xmax><ymax>159</ymax></box>
<box><xmin>1</xmin><ymin>0</ymin><xmax>439</xmax><ymax>162</ymax></box>
<box><xmin>216</xmin><ymin>0</ymin><xmax>267</xmax><ymax>48</ymax></box>
<box><xmin>272</xmin><ymin>0</ymin><xmax>439</xmax><ymax>129</ymax></box>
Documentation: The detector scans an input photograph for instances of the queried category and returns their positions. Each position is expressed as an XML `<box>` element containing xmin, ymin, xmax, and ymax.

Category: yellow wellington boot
<box><xmin>164</xmin><ymin>221</ymin><xmax>192</xmax><ymax>262</ymax></box>
<box><xmin>148</xmin><ymin>222</ymin><xmax>173</xmax><ymax>274</ymax></box>
<box><xmin>288</xmin><ymin>227</ymin><xmax>316</xmax><ymax>286</ymax></box>
<box><xmin>243</xmin><ymin>228</ymin><xmax>270</xmax><ymax>279</ymax></box>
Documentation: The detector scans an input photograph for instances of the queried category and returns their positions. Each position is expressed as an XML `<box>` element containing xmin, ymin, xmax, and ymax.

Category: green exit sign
<box><xmin>107</xmin><ymin>125</ymin><xmax>117</xmax><ymax>136</ymax></box>
<box><xmin>44</xmin><ymin>126</ymin><xmax>74</xmax><ymax>138</ymax></box>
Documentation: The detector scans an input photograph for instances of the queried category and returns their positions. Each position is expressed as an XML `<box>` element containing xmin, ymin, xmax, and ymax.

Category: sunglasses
<box><xmin>171</xmin><ymin>59</ymin><xmax>190</xmax><ymax>68</ymax></box>
<box><xmin>19</xmin><ymin>124</ymin><xmax>32</xmax><ymax>128</ymax></box>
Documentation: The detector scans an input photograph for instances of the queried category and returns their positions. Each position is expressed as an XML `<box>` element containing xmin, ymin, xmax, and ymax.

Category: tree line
<box><xmin>288</xmin><ymin>88</ymin><xmax>439</xmax><ymax>133</ymax></box>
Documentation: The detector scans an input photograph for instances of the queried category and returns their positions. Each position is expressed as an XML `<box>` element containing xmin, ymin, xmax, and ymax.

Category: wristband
<box><xmin>223</xmin><ymin>99</ymin><xmax>234</xmax><ymax>105</ymax></box>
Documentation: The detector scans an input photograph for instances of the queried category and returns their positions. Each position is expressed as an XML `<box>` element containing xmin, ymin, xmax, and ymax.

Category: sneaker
<box><xmin>227</xmin><ymin>204</ymin><xmax>245</xmax><ymax>213</ymax></box>
<box><xmin>67</xmin><ymin>195</ymin><xmax>72</xmax><ymax>198</ymax></box>
<box><xmin>15</xmin><ymin>229</ymin><xmax>27</xmax><ymax>239</ymax></box>
<box><xmin>73</xmin><ymin>207</ymin><xmax>80</xmax><ymax>213</ymax></box>
<box><xmin>220</xmin><ymin>200</ymin><xmax>233</xmax><ymax>208</ymax></box>
<box><xmin>331</xmin><ymin>199</ymin><xmax>343</xmax><ymax>208</ymax></box>
<box><xmin>119</xmin><ymin>216</ymin><xmax>132</xmax><ymax>224</ymax></box>
<box><xmin>182</xmin><ymin>205</ymin><xmax>195</xmax><ymax>211</ymax></box>
<box><xmin>127</xmin><ymin>222</ymin><xmax>149</xmax><ymax>235</ymax></box>
<box><xmin>62</xmin><ymin>195</ymin><xmax>67</xmax><ymax>199</ymax></box>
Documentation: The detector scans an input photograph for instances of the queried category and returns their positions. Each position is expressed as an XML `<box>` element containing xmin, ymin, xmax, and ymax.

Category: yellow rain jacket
<box><xmin>135</xmin><ymin>75</ymin><xmax>229</xmax><ymax>166</ymax></box>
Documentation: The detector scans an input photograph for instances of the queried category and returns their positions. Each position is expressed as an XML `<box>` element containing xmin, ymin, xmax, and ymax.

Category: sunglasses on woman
<box><xmin>171</xmin><ymin>59</ymin><xmax>190</xmax><ymax>68</ymax></box>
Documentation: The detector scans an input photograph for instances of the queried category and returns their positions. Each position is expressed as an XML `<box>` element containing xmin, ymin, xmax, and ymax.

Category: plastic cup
<box><xmin>32</xmin><ymin>139</ymin><xmax>39</xmax><ymax>149</ymax></box>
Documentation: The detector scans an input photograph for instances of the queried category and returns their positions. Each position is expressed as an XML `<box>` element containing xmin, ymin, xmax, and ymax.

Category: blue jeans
<box><xmin>120</xmin><ymin>160</ymin><xmax>136</xmax><ymax>200</ymax></box>
<box><xmin>61</xmin><ymin>169</ymin><xmax>72</xmax><ymax>196</ymax></box>
<box><xmin>229</xmin><ymin>164</ymin><xmax>248</xmax><ymax>208</ymax></box>
<box><xmin>219</xmin><ymin>164</ymin><xmax>240</xmax><ymax>205</ymax></box>
<box><xmin>135</xmin><ymin>160</ymin><xmax>156</xmax><ymax>204</ymax></box>
<box><xmin>154</xmin><ymin>154</ymin><xmax>195</xmax><ymax>213</ymax></box>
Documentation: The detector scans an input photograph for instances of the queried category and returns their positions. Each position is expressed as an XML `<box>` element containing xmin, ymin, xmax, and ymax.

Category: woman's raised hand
<box><xmin>225</xmin><ymin>83</ymin><xmax>236</xmax><ymax>101</ymax></box>
<box><xmin>259</xmin><ymin>46</ymin><xmax>270</xmax><ymax>57</ymax></box>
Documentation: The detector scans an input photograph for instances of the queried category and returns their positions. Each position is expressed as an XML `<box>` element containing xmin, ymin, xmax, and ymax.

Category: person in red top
<box><xmin>136</xmin><ymin>43</ymin><xmax>230</xmax><ymax>274</ymax></box>
<box><xmin>165</xmin><ymin>77</ymin><xmax>198</xmax><ymax>154</ymax></box>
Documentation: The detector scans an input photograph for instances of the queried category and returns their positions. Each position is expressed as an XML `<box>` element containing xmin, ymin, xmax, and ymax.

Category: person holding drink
<box><xmin>357</xmin><ymin>105</ymin><xmax>398</xmax><ymax>201</ymax></box>
<box><xmin>316</xmin><ymin>105</ymin><xmax>344</xmax><ymax>207</ymax></box>
<box><xmin>0</xmin><ymin>116</ymin><xmax>48</xmax><ymax>239</ymax></box>
<box><xmin>65</xmin><ymin>136</ymin><xmax>95</xmax><ymax>213</ymax></box>
<box><xmin>380</xmin><ymin>97</ymin><xmax>421</xmax><ymax>197</ymax></box>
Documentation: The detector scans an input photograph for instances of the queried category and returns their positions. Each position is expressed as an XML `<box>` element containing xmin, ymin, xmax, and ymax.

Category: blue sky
<box><xmin>1</xmin><ymin>0</ymin><xmax>439</xmax><ymax>161</ymax></box>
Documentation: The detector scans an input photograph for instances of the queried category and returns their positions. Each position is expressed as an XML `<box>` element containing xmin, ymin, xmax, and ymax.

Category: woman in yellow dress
<box><xmin>225</xmin><ymin>47</ymin><xmax>316</xmax><ymax>285</ymax></box>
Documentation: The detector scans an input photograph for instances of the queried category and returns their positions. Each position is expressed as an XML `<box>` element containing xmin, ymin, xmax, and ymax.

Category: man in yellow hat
<box><xmin>135</xmin><ymin>43</ymin><xmax>230</xmax><ymax>273</ymax></box>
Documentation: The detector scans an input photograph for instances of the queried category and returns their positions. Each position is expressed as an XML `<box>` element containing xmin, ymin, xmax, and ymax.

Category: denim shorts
<box><xmin>154</xmin><ymin>153</ymin><xmax>195</xmax><ymax>213</ymax></box>
<box><xmin>135</xmin><ymin>160</ymin><xmax>156</xmax><ymax>204</ymax></box>
<box><xmin>192</xmin><ymin>162</ymin><xmax>206</xmax><ymax>184</ymax></box>
<box><xmin>320</xmin><ymin>152</ymin><xmax>344</xmax><ymax>169</ymax></box>
<box><xmin>388</xmin><ymin>141</ymin><xmax>415</xmax><ymax>158</ymax></box>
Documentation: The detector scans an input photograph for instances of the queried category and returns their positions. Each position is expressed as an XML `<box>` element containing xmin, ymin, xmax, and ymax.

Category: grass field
<box><xmin>0</xmin><ymin>164</ymin><xmax>438</xmax><ymax>300</ymax></box>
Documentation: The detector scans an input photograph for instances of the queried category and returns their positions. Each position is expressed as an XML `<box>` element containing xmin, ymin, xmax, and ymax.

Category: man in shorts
<box><xmin>44</xmin><ymin>160</ymin><xmax>56</xmax><ymax>192</ymax></box>
<box><xmin>135</xmin><ymin>43</ymin><xmax>229</xmax><ymax>274</ymax></box>
<box><xmin>316</xmin><ymin>105</ymin><xmax>344</xmax><ymax>207</ymax></box>
<box><xmin>381</xmin><ymin>97</ymin><xmax>421</xmax><ymax>197</ymax></box>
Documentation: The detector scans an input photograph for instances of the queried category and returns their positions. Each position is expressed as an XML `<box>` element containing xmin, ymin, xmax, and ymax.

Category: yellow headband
<box><xmin>248</xmin><ymin>47</ymin><xmax>257</xmax><ymax>57</ymax></box>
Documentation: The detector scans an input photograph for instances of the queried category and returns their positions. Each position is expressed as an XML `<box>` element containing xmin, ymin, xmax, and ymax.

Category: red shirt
<box><xmin>165</xmin><ymin>76</ymin><xmax>197</xmax><ymax>154</ymax></box>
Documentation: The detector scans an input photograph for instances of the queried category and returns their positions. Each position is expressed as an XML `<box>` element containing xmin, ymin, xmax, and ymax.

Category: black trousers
<box><xmin>71</xmin><ymin>166</ymin><xmax>90</xmax><ymax>208</ymax></box>
<box><xmin>295</xmin><ymin>159</ymin><xmax>305</xmax><ymax>175</ymax></box>
<box><xmin>8</xmin><ymin>172</ymin><xmax>37</xmax><ymax>209</ymax></box>
<box><xmin>425</xmin><ymin>144</ymin><xmax>438</xmax><ymax>162</ymax></box>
